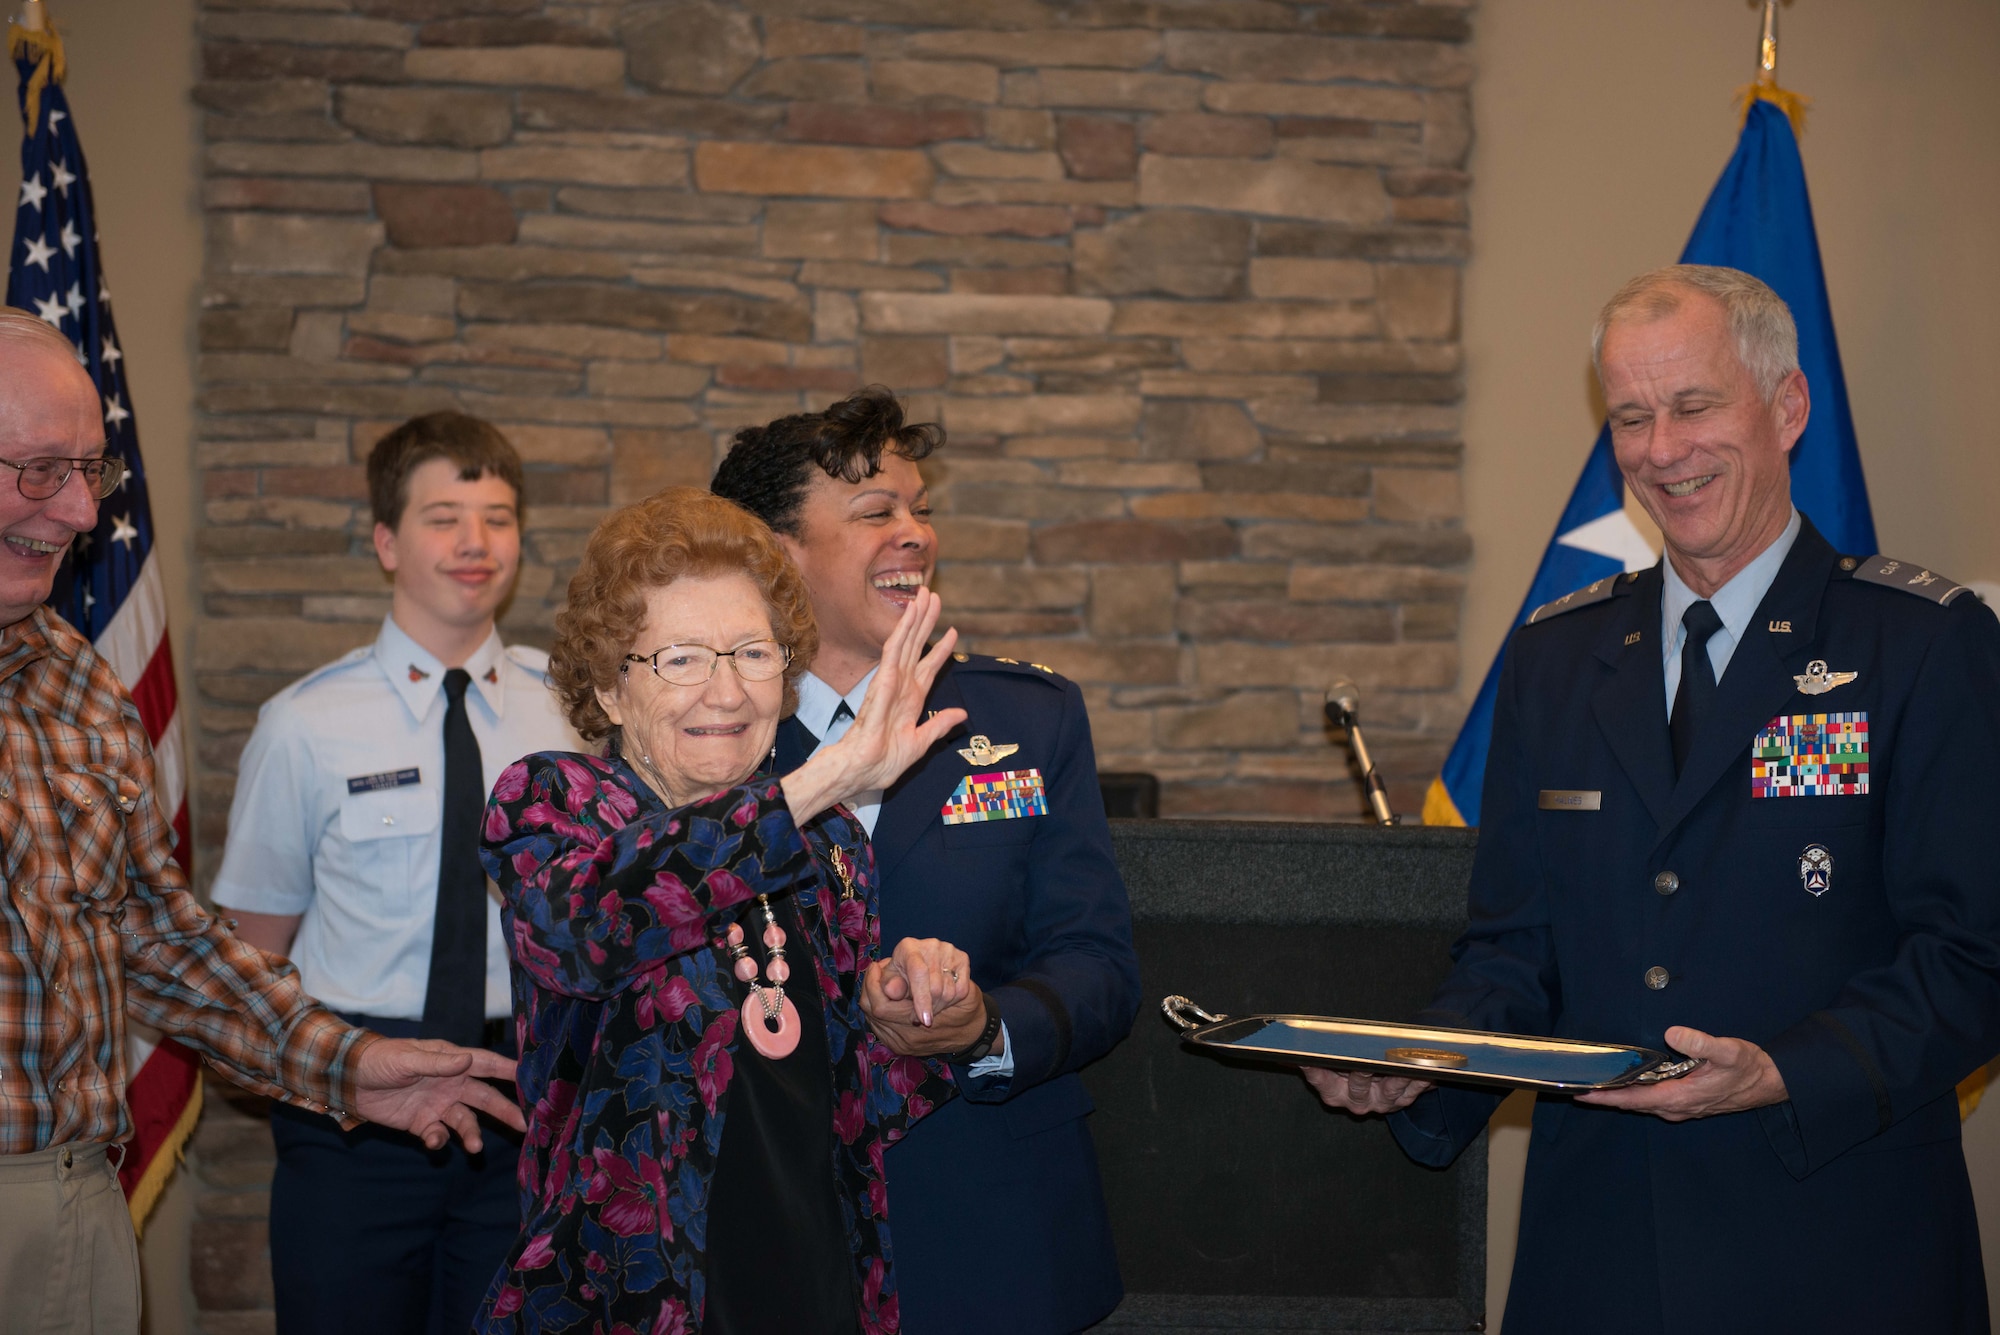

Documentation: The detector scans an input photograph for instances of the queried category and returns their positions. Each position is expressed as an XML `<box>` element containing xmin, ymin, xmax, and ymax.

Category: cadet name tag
<box><xmin>942</xmin><ymin>769</ymin><xmax>1047</xmax><ymax>825</ymax></box>
<box><xmin>347</xmin><ymin>767</ymin><xmax>421</xmax><ymax>794</ymax></box>
<box><xmin>1538</xmin><ymin>790</ymin><xmax>1601</xmax><ymax>811</ymax></box>
<box><xmin>1752</xmin><ymin>712</ymin><xmax>1869</xmax><ymax>797</ymax></box>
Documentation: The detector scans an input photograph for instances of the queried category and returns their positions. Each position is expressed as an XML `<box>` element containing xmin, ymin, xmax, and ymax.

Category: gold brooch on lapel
<box><xmin>1793</xmin><ymin>660</ymin><xmax>1858</xmax><ymax>696</ymax></box>
<box><xmin>957</xmin><ymin>735</ymin><xmax>1019</xmax><ymax>765</ymax></box>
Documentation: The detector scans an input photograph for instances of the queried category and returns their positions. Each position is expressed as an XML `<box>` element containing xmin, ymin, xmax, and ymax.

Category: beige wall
<box><xmin>1464</xmin><ymin>1</ymin><xmax>2000</xmax><ymax>1328</ymax></box>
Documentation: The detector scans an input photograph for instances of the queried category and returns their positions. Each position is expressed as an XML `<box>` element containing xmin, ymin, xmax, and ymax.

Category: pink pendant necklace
<box><xmin>726</xmin><ymin>895</ymin><xmax>800</xmax><ymax>1059</ymax></box>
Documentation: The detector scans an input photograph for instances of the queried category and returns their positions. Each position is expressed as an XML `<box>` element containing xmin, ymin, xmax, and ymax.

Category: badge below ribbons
<box><xmin>942</xmin><ymin>769</ymin><xmax>1048</xmax><ymax>825</ymax></box>
<box><xmin>1752</xmin><ymin>711</ymin><xmax>1869</xmax><ymax>797</ymax></box>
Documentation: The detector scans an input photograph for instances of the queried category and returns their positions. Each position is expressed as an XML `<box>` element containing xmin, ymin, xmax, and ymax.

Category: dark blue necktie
<box><xmin>421</xmin><ymin>668</ymin><xmax>486</xmax><ymax>1045</ymax></box>
<box><xmin>1670</xmin><ymin>601</ymin><xmax>1725</xmax><ymax>776</ymax></box>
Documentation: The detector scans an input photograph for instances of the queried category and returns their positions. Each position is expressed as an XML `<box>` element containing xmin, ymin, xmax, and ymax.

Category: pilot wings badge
<box><xmin>1793</xmin><ymin>660</ymin><xmax>1859</xmax><ymax>696</ymax></box>
<box><xmin>957</xmin><ymin>735</ymin><xmax>1019</xmax><ymax>765</ymax></box>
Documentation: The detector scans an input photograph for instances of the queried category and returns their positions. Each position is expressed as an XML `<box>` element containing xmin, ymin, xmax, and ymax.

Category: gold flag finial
<box><xmin>8</xmin><ymin>2</ymin><xmax>65</xmax><ymax>136</ymax></box>
<box><xmin>1736</xmin><ymin>0</ymin><xmax>1808</xmax><ymax>137</ymax></box>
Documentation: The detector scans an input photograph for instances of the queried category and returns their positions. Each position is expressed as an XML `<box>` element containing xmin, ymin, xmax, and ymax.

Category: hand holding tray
<box><xmin>1162</xmin><ymin>995</ymin><xmax>1703</xmax><ymax>1092</ymax></box>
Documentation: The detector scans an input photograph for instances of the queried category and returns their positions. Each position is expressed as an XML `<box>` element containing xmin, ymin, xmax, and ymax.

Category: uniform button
<box><xmin>382</xmin><ymin>816</ymin><xmax>395</xmax><ymax>826</ymax></box>
<box><xmin>1644</xmin><ymin>966</ymin><xmax>1671</xmax><ymax>991</ymax></box>
<box><xmin>1653</xmin><ymin>870</ymin><xmax>1679</xmax><ymax>896</ymax></box>
<box><xmin>1839</xmin><ymin>557</ymin><xmax>1859</xmax><ymax>571</ymax></box>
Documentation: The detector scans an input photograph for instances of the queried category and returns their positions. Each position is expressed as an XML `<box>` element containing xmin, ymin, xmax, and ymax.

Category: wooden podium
<box><xmin>1087</xmin><ymin>820</ymin><xmax>1486</xmax><ymax>1333</ymax></box>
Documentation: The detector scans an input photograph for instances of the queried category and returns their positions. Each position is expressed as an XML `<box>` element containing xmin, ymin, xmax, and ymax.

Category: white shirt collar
<box><xmin>375</xmin><ymin>615</ymin><xmax>507</xmax><ymax>723</ymax></box>
<box><xmin>1661</xmin><ymin>507</ymin><xmax>1802</xmax><ymax>667</ymax></box>
<box><xmin>794</xmin><ymin>667</ymin><xmax>876</xmax><ymax>741</ymax></box>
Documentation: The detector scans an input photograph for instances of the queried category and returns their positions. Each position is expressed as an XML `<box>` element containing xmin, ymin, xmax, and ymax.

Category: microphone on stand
<box><xmin>1324</xmin><ymin>678</ymin><xmax>1397</xmax><ymax>827</ymax></box>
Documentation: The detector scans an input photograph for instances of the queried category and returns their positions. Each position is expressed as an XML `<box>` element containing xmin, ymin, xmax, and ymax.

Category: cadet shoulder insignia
<box><xmin>1840</xmin><ymin>555</ymin><xmax>1971</xmax><ymax>606</ymax></box>
<box><xmin>1525</xmin><ymin>572</ymin><xmax>1636</xmax><ymax>625</ymax></box>
<box><xmin>285</xmin><ymin>646</ymin><xmax>372</xmax><ymax>694</ymax></box>
<box><xmin>504</xmin><ymin>644</ymin><xmax>553</xmax><ymax>678</ymax></box>
<box><xmin>258</xmin><ymin>645</ymin><xmax>373</xmax><ymax>719</ymax></box>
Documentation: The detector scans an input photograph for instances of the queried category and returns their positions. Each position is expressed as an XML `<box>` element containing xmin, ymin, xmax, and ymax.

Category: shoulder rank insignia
<box><xmin>957</xmin><ymin>735</ymin><xmax>1019</xmax><ymax>765</ymax></box>
<box><xmin>1793</xmin><ymin>660</ymin><xmax>1858</xmax><ymax>696</ymax></box>
<box><xmin>1844</xmin><ymin>555</ymin><xmax>1970</xmax><ymax>606</ymax></box>
<box><xmin>1526</xmin><ymin>572</ymin><xmax>1631</xmax><ymax>625</ymax></box>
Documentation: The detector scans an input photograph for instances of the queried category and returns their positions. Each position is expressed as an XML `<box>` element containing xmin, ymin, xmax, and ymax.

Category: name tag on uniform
<box><xmin>1752</xmin><ymin>712</ymin><xmax>1869</xmax><ymax>797</ymax></box>
<box><xmin>347</xmin><ymin>767</ymin><xmax>421</xmax><ymax>794</ymax></box>
<box><xmin>942</xmin><ymin>769</ymin><xmax>1047</xmax><ymax>825</ymax></box>
<box><xmin>1538</xmin><ymin>789</ymin><xmax>1601</xmax><ymax>811</ymax></box>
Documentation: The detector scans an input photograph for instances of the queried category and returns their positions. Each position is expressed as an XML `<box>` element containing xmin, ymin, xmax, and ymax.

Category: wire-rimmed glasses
<box><xmin>0</xmin><ymin>455</ymin><xmax>126</xmax><ymax>501</ymax></box>
<box><xmin>622</xmin><ymin>640</ymin><xmax>792</xmax><ymax>687</ymax></box>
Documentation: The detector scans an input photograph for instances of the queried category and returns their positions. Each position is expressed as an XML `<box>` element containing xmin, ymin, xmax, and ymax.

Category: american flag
<box><xmin>10</xmin><ymin>23</ymin><xmax>202</xmax><ymax>1230</ymax></box>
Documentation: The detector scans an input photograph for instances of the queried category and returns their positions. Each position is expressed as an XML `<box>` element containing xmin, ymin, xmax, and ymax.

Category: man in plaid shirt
<box><xmin>0</xmin><ymin>309</ymin><xmax>524</xmax><ymax>1331</ymax></box>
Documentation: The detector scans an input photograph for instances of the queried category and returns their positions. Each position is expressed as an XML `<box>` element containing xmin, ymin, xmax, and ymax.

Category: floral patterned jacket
<box><xmin>473</xmin><ymin>751</ymin><xmax>953</xmax><ymax>1335</ymax></box>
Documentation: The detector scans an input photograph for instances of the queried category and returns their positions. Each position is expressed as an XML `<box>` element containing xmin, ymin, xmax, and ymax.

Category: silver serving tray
<box><xmin>1162</xmin><ymin>995</ymin><xmax>1703</xmax><ymax>1092</ymax></box>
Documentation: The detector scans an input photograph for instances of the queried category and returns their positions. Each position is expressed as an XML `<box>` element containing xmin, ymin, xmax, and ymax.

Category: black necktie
<box><xmin>422</xmin><ymin>668</ymin><xmax>486</xmax><ymax>1046</ymax></box>
<box><xmin>1670</xmin><ymin>601</ymin><xmax>1725</xmax><ymax>776</ymax></box>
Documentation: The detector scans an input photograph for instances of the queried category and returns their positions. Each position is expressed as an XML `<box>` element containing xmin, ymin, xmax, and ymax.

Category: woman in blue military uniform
<box><xmin>716</xmin><ymin>389</ymin><xmax>1141</xmax><ymax>1335</ymax></box>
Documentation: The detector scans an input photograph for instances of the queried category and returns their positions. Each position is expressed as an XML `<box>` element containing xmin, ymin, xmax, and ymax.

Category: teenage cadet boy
<box><xmin>1308</xmin><ymin>267</ymin><xmax>1999</xmax><ymax>1333</ymax></box>
<box><xmin>213</xmin><ymin>413</ymin><xmax>579</xmax><ymax>1335</ymax></box>
<box><xmin>712</xmin><ymin>388</ymin><xmax>1141</xmax><ymax>1334</ymax></box>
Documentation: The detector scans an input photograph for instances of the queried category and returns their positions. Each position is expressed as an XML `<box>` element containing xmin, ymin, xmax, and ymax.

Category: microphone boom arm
<box><xmin>1325</xmin><ymin>690</ymin><xmax>1397</xmax><ymax>827</ymax></box>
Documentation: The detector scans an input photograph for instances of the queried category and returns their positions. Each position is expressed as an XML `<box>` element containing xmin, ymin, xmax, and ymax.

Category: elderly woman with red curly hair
<box><xmin>473</xmin><ymin>487</ymin><xmax>977</xmax><ymax>1335</ymax></box>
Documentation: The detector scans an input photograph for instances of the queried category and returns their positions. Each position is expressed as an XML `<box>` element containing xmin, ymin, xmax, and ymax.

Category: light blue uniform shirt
<box><xmin>793</xmin><ymin>669</ymin><xmax>1013</xmax><ymax>1078</ymax></box>
<box><xmin>1660</xmin><ymin>508</ymin><xmax>1802</xmax><ymax>719</ymax></box>
<box><xmin>212</xmin><ymin>616</ymin><xmax>580</xmax><ymax>1020</ymax></box>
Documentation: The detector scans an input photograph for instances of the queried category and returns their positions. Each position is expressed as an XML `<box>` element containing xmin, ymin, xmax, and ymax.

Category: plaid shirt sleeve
<box><xmin>112</xmin><ymin>699</ymin><xmax>375</xmax><ymax>1118</ymax></box>
<box><xmin>0</xmin><ymin>611</ymin><xmax>378</xmax><ymax>1150</ymax></box>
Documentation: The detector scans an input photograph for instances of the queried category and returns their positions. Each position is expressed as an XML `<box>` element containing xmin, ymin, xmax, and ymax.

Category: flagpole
<box><xmin>1755</xmin><ymin>0</ymin><xmax>1780</xmax><ymax>87</ymax></box>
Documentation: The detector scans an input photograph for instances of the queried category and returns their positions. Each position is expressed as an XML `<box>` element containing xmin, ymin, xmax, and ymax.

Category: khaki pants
<box><xmin>0</xmin><ymin>1144</ymin><xmax>140</xmax><ymax>1335</ymax></box>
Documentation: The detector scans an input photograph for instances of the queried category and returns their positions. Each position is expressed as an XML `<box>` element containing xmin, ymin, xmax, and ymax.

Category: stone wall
<box><xmin>192</xmin><ymin>0</ymin><xmax>1475</xmax><ymax>884</ymax></box>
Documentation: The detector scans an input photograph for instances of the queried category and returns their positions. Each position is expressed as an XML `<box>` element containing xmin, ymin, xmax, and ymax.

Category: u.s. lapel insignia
<box><xmin>957</xmin><ymin>734</ymin><xmax>1019</xmax><ymax>765</ymax></box>
<box><xmin>1799</xmin><ymin>844</ymin><xmax>1833</xmax><ymax>896</ymax></box>
<box><xmin>1793</xmin><ymin>660</ymin><xmax>1858</xmax><ymax>695</ymax></box>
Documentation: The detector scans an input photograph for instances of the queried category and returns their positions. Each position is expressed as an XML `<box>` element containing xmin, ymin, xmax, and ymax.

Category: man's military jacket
<box><xmin>1392</xmin><ymin>517</ymin><xmax>1998</xmax><ymax>1334</ymax></box>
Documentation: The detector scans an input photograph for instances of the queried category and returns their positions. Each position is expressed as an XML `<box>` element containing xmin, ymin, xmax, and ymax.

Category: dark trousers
<box><xmin>268</xmin><ymin>1015</ymin><xmax>522</xmax><ymax>1335</ymax></box>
